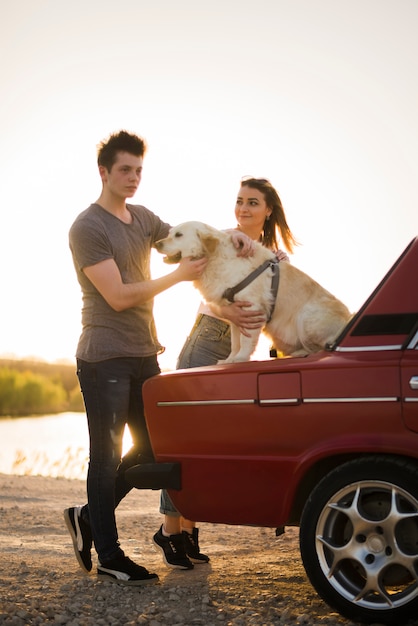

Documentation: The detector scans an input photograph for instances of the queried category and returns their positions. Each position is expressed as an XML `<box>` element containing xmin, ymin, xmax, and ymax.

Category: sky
<box><xmin>1</xmin><ymin>0</ymin><xmax>417</xmax><ymax>371</ymax></box>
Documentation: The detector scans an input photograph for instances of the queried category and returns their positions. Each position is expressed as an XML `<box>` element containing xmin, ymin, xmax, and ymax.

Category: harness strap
<box><xmin>268</xmin><ymin>261</ymin><xmax>280</xmax><ymax>322</ymax></box>
<box><xmin>222</xmin><ymin>259</ymin><xmax>280</xmax><ymax>322</ymax></box>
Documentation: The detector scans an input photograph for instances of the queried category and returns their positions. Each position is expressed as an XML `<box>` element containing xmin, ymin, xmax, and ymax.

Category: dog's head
<box><xmin>155</xmin><ymin>221</ymin><xmax>220</xmax><ymax>263</ymax></box>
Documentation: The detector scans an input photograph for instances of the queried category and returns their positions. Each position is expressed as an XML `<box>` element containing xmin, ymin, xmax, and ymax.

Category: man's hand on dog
<box><xmin>176</xmin><ymin>256</ymin><xmax>208</xmax><ymax>281</ymax></box>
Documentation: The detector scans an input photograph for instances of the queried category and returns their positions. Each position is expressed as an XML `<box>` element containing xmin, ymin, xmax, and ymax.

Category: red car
<box><xmin>127</xmin><ymin>237</ymin><xmax>418</xmax><ymax>626</ymax></box>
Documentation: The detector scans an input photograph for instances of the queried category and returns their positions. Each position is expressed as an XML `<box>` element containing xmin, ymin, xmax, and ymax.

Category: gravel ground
<box><xmin>1</xmin><ymin>474</ymin><xmax>417</xmax><ymax>626</ymax></box>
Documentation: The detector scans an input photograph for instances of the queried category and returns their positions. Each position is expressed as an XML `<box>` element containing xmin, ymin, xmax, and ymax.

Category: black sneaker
<box><xmin>97</xmin><ymin>555</ymin><xmax>159</xmax><ymax>586</ymax></box>
<box><xmin>64</xmin><ymin>506</ymin><xmax>93</xmax><ymax>574</ymax></box>
<box><xmin>153</xmin><ymin>525</ymin><xmax>194</xmax><ymax>570</ymax></box>
<box><xmin>182</xmin><ymin>528</ymin><xmax>210</xmax><ymax>564</ymax></box>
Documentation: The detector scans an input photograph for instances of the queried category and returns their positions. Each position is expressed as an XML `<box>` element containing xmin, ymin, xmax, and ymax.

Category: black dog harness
<box><xmin>222</xmin><ymin>259</ymin><xmax>280</xmax><ymax>323</ymax></box>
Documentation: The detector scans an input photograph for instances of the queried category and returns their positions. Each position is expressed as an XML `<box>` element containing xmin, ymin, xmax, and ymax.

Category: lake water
<box><xmin>0</xmin><ymin>412</ymin><xmax>132</xmax><ymax>480</ymax></box>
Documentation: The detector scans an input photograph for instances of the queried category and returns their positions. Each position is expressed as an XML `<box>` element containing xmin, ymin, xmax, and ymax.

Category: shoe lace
<box><xmin>122</xmin><ymin>556</ymin><xmax>149</xmax><ymax>576</ymax></box>
<box><xmin>168</xmin><ymin>534</ymin><xmax>186</xmax><ymax>555</ymax></box>
<box><xmin>184</xmin><ymin>530</ymin><xmax>198</xmax><ymax>549</ymax></box>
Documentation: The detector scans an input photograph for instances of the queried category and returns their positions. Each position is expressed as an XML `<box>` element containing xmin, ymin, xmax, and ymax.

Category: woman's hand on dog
<box><xmin>215</xmin><ymin>301</ymin><xmax>266</xmax><ymax>337</ymax></box>
<box><xmin>228</xmin><ymin>230</ymin><xmax>256</xmax><ymax>257</ymax></box>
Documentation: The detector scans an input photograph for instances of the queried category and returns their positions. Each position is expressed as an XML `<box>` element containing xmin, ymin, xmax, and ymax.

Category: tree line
<box><xmin>0</xmin><ymin>359</ymin><xmax>84</xmax><ymax>417</ymax></box>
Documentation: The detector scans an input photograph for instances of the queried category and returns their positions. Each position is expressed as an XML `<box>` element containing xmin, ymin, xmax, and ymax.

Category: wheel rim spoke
<box><xmin>315</xmin><ymin>480</ymin><xmax>418</xmax><ymax>610</ymax></box>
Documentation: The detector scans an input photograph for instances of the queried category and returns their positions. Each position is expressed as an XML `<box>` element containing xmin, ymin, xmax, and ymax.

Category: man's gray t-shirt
<box><xmin>69</xmin><ymin>203</ymin><xmax>170</xmax><ymax>362</ymax></box>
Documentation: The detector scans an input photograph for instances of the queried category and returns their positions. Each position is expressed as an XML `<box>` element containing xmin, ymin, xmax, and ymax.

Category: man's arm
<box><xmin>84</xmin><ymin>256</ymin><xmax>207</xmax><ymax>312</ymax></box>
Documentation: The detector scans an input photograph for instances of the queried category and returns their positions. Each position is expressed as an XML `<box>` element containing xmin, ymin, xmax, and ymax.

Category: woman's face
<box><xmin>235</xmin><ymin>186</ymin><xmax>272</xmax><ymax>234</ymax></box>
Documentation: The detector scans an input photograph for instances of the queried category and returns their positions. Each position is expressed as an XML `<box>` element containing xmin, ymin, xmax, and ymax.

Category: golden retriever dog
<box><xmin>156</xmin><ymin>221</ymin><xmax>351</xmax><ymax>363</ymax></box>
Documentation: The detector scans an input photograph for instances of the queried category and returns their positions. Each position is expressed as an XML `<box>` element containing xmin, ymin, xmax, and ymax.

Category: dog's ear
<box><xmin>199</xmin><ymin>233</ymin><xmax>219</xmax><ymax>255</ymax></box>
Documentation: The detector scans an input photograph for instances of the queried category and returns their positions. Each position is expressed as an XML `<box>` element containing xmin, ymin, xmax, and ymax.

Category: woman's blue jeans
<box><xmin>77</xmin><ymin>356</ymin><xmax>160</xmax><ymax>563</ymax></box>
<box><xmin>176</xmin><ymin>314</ymin><xmax>231</xmax><ymax>369</ymax></box>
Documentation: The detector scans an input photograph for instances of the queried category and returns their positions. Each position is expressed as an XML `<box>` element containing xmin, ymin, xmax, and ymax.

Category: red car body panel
<box><xmin>142</xmin><ymin>238</ymin><xmax>418</xmax><ymax>527</ymax></box>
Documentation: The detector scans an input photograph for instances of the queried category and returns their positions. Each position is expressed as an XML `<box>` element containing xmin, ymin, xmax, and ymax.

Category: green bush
<box><xmin>0</xmin><ymin>367</ymin><xmax>68</xmax><ymax>416</ymax></box>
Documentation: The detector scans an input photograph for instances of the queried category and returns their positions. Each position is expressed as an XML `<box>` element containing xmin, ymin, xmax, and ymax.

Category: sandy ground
<box><xmin>0</xmin><ymin>473</ymin><xmax>412</xmax><ymax>626</ymax></box>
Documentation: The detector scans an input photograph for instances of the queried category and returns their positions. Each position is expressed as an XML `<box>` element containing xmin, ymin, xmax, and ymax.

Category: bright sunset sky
<box><xmin>1</xmin><ymin>0</ymin><xmax>417</xmax><ymax>371</ymax></box>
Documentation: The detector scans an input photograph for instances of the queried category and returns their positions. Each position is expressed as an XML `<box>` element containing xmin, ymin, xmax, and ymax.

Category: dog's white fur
<box><xmin>156</xmin><ymin>221</ymin><xmax>352</xmax><ymax>363</ymax></box>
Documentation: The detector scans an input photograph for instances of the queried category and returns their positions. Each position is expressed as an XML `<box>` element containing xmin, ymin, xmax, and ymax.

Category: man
<box><xmin>64</xmin><ymin>130</ymin><xmax>209</xmax><ymax>585</ymax></box>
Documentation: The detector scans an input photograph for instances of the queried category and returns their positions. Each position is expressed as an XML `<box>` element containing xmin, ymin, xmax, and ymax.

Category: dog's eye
<box><xmin>174</xmin><ymin>232</ymin><xmax>183</xmax><ymax>238</ymax></box>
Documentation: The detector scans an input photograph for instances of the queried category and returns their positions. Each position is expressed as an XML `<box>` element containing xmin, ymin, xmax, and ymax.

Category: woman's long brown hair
<box><xmin>240</xmin><ymin>177</ymin><xmax>298</xmax><ymax>253</ymax></box>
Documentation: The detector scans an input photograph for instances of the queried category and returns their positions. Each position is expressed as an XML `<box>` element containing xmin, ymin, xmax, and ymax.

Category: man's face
<box><xmin>100</xmin><ymin>152</ymin><xmax>143</xmax><ymax>199</ymax></box>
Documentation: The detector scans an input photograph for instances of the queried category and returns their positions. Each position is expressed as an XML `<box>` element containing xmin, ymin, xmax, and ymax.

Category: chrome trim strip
<box><xmin>157</xmin><ymin>397</ymin><xmax>399</xmax><ymax>407</ymax></box>
<box><xmin>335</xmin><ymin>345</ymin><xmax>402</xmax><ymax>352</ymax></box>
<box><xmin>259</xmin><ymin>398</ymin><xmax>299</xmax><ymax>405</ymax></box>
<box><xmin>404</xmin><ymin>397</ymin><xmax>418</xmax><ymax>403</ymax></box>
<box><xmin>407</xmin><ymin>330</ymin><xmax>418</xmax><ymax>349</ymax></box>
<box><xmin>304</xmin><ymin>397</ymin><xmax>398</xmax><ymax>403</ymax></box>
<box><xmin>157</xmin><ymin>399</ymin><xmax>255</xmax><ymax>407</ymax></box>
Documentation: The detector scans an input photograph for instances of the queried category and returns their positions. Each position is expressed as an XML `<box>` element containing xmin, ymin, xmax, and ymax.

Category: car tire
<box><xmin>299</xmin><ymin>455</ymin><xmax>418</xmax><ymax>625</ymax></box>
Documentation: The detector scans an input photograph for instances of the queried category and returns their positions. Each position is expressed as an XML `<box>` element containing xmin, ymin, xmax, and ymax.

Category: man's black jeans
<box><xmin>76</xmin><ymin>355</ymin><xmax>160</xmax><ymax>563</ymax></box>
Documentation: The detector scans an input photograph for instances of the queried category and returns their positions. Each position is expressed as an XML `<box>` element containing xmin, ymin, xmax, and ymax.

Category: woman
<box><xmin>153</xmin><ymin>177</ymin><xmax>298</xmax><ymax>569</ymax></box>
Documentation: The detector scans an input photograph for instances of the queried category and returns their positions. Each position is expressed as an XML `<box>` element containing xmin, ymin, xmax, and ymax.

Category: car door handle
<box><xmin>410</xmin><ymin>376</ymin><xmax>418</xmax><ymax>390</ymax></box>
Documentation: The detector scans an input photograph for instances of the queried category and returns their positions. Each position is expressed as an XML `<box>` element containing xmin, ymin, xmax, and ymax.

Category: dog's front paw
<box><xmin>222</xmin><ymin>355</ymin><xmax>248</xmax><ymax>364</ymax></box>
<box><xmin>217</xmin><ymin>356</ymin><xmax>237</xmax><ymax>364</ymax></box>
